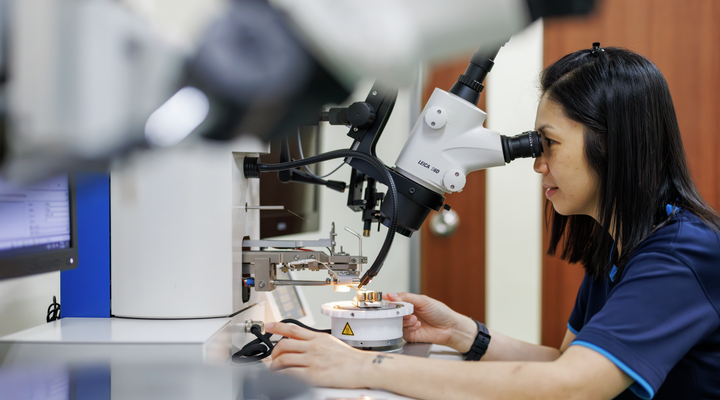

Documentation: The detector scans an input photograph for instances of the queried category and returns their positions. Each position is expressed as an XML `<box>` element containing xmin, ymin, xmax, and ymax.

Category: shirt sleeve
<box><xmin>567</xmin><ymin>273</ymin><xmax>591</xmax><ymax>335</ymax></box>
<box><xmin>570</xmin><ymin>251</ymin><xmax>720</xmax><ymax>399</ymax></box>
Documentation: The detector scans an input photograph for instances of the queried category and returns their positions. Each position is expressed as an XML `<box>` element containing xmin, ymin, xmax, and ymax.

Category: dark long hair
<box><xmin>542</xmin><ymin>46</ymin><xmax>720</xmax><ymax>278</ymax></box>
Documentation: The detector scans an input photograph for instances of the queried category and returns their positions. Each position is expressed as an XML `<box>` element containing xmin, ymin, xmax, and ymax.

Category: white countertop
<box><xmin>0</xmin><ymin>317</ymin><xmax>231</xmax><ymax>344</ymax></box>
<box><xmin>0</xmin><ymin>318</ymin><xmax>463</xmax><ymax>400</ymax></box>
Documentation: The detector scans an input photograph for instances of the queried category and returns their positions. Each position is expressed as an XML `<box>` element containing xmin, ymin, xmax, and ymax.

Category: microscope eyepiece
<box><xmin>501</xmin><ymin>130</ymin><xmax>543</xmax><ymax>163</ymax></box>
<box><xmin>448</xmin><ymin>48</ymin><xmax>498</xmax><ymax>107</ymax></box>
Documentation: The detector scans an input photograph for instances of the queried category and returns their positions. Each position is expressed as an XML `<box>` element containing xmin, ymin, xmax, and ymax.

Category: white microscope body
<box><xmin>395</xmin><ymin>88</ymin><xmax>506</xmax><ymax>195</ymax></box>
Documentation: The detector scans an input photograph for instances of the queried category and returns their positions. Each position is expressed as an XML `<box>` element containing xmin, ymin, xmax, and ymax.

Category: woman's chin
<box><xmin>551</xmin><ymin>203</ymin><xmax>570</xmax><ymax>216</ymax></box>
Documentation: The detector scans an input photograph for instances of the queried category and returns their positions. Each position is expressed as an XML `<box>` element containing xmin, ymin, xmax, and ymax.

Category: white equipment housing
<box><xmin>110</xmin><ymin>137</ymin><xmax>268</xmax><ymax>319</ymax></box>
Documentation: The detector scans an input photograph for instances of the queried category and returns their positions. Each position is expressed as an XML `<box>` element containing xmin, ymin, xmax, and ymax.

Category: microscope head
<box><xmin>376</xmin><ymin>48</ymin><xmax>543</xmax><ymax>237</ymax></box>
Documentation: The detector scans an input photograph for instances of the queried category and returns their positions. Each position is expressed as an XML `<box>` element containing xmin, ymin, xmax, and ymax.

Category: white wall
<box><xmin>0</xmin><ymin>273</ymin><xmax>60</xmax><ymax>337</ymax></box>
<box><xmin>485</xmin><ymin>20</ymin><xmax>544</xmax><ymax>344</ymax></box>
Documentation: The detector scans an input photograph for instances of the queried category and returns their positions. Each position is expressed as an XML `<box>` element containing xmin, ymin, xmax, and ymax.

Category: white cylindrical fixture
<box><xmin>320</xmin><ymin>301</ymin><xmax>413</xmax><ymax>345</ymax></box>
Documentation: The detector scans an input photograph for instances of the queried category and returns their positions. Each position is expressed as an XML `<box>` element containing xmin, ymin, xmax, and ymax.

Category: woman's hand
<box><xmin>266</xmin><ymin>322</ymin><xmax>373</xmax><ymax>389</ymax></box>
<box><xmin>385</xmin><ymin>292</ymin><xmax>477</xmax><ymax>353</ymax></box>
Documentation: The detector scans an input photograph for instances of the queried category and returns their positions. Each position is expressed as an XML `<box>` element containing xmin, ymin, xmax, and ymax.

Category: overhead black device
<box><xmin>185</xmin><ymin>0</ymin><xmax>350</xmax><ymax>143</ymax></box>
<box><xmin>0</xmin><ymin>174</ymin><xmax>79</xmax><ymax>279</ymax></box>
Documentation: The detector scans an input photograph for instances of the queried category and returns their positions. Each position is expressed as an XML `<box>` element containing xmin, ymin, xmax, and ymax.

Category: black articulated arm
<box><xmin>340</xmin><ymin>84</ymin><xmax>401</xmax><ymax>237</ymax></box>
<box><xmin>346</xmin><ymin>169</ymin><xmax>384</xmax><ymax>237</ymax></box>
<box><xmin>525</xmin><ymin>0</ymin><xmax>598</xmax><ymax>21</ymax></box>
<box><xmin>337</xmin><ymin>82</ymin><xmax>447</xmax><ymax>238</ymax></box>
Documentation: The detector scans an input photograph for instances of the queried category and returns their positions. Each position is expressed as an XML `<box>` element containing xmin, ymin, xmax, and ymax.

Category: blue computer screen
<box><xmin>0</xmin><ymin>175</ymin><xmax>72</xmax><ymax>259</ymax></box>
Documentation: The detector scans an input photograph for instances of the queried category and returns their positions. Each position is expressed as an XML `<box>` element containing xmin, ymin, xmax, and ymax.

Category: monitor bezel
<box><xmin>0</xmin><ymin>174</ymin><xmax>79</xmax><ymax>279</ymax></box>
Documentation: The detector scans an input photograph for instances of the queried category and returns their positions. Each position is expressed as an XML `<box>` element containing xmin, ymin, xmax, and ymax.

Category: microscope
<box><xmin>242</xmin><ymin>46</ymin><xmax>542</xmax><ymax>287</ymax></box>
<box><xmin>237</xmin><ymin>46</ymin><xmax>542</xmax><ymax>352</ymax></box>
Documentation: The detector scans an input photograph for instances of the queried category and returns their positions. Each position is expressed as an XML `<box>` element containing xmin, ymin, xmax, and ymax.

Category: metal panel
<box><xmin>61</xmin><ymin>173</ymin><xmax>110</xmax><ymax>318</ymax></box>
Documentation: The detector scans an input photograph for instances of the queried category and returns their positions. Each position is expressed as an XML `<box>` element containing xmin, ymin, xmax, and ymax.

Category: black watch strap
<box><xmin>463</xmin><ymin>319</ymin><xmax>491</xmax><ymax>361</ymax></box>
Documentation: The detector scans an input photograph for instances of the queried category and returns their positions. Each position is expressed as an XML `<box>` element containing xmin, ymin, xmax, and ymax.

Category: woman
<box><xmin>266</xmin><ymin>45</ymin><xmax>720</xmax><ymax>399</ymax></box>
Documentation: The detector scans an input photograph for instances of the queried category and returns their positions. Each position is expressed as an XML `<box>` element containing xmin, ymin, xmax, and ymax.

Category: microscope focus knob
<box><xmin>424</xmin><ymin>107</ymin><xmax>447</xmax><ymax>130</ymax></box>
<box><xmin>443</xmin><ymin>169</ymin><xmax>466</xmax><ymax>192</ymax></box>
<box><xmin>347</xmin><ymin>102</ymin><xmax>376</xmax><ymax>128</ymax></box>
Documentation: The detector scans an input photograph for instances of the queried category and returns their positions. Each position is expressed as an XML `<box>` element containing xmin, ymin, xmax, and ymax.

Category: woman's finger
<box><xmin>405</xmin><ymin>321</ymin><xmax>422</xmax><ymax>333</ymax></box>
<box><xmin>266</xmin><ymin>322</ymin><xmax>316</xmax><ymax>340</ymax></box>
<box><xmin>402</xmin><ymin>315</ymin><xmax>417</xmax><ymax>327</ymax></box>
<box><xmin>395</xmin><ymin>292</ymin><xmax>430</xmax><ymax>307</ymax></box>
<box><xmin>272</xmin><ymin>337</ymin><xmax>309</xmax><ymax>356</ymax></box>
<box><xmin>271</xmin><ymin>352</ymin><xmax>310</xmax><ymax>370</ymax></box>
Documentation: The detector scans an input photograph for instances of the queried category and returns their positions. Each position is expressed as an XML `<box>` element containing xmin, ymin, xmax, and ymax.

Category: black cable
<box><xmin>46</xmin><ymin>295</ymin><xmax>61</xmax><ymax>322</ymax></box>
<box><xmin>232</xmin><ymin>319</ymin><xmax>331</xmax><ymax>364</ymax></box>
<box><xmin>297</xmin><ymin>128</ymin><xmax>345</xmax><ymax>178</ymax></box>
<box><xmin>252</xmin><ymin>149</ymin><xmax>397</xmax><ymax>287</ymax></box>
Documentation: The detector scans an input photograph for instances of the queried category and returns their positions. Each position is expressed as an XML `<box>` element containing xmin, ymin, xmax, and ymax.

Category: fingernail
<box><xmin>387</xmin><ymin>292</ymin><xmax>397</xmax><ymax>297</ymax></box>
<box><xmin>265</xmin><ymin>322</ymin><xmax>275</xmax><ymax>330</ymax></box>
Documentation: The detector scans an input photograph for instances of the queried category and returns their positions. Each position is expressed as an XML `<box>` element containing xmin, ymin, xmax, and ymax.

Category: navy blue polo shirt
<box><xmin>567</xmin><ymin>210</ymin><xmax>720</xmax><ymax>399</ymax></box>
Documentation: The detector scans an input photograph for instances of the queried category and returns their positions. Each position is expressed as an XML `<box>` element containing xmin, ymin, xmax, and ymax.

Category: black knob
<box><xmin>458</xmin><ymin>74</ymin><xmax>483</xmax><ymax>92</ymax></box>
<box><xmin>347</xmin><ymin>102</ymin><xmax>376</xmax><ymax>128</ymax></box>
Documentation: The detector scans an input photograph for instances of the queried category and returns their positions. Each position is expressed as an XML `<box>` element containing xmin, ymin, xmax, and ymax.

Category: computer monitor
<box><xmin>259</xmin><ymin>126</ymin><xmax>321</xmax><ymax>238</ymax></box>
<box><xmin>0</xmin><ymin>174</ymin><xmax>78</xmax><ymax>279</ymax></box>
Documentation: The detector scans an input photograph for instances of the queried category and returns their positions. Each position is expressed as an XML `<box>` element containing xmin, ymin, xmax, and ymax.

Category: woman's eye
<box><xmin>544</xmin><ymin>138</ymin><xmax>556</xmax><ymax>147</ymax></box>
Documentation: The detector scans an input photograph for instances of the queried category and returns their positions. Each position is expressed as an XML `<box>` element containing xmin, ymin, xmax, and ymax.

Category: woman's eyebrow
<box><xmin>536</xmin><ymin>124</ymin><xmax>555</xmax><ymax>134</ymax></box>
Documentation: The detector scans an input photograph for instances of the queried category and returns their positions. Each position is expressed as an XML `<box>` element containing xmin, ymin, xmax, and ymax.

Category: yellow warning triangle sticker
<box><xmin>341</xmin><ymin>322</ymin><xmax>355</xmax><ymax>336</ymax></box>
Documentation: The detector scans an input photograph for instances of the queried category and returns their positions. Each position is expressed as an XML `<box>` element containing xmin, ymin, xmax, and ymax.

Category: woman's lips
<box><xmin>545</xmin><ymin>187</ymin><xmax>558</xmax><ymax>199</ymax></box>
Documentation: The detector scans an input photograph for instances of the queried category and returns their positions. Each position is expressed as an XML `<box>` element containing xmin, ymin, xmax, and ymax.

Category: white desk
<box><xmin>0</xmin><ymin>318</ymin><xmax>463</xmax><ymax>400</ymax></box>
<box><xmin>0</xmin><ymin>315</ymin><xmax>262</xmax><ymax>365</ymax></box>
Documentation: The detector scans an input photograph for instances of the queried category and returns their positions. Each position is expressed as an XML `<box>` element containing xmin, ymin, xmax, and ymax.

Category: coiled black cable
<box><xmin>46</xmin><ymin>295</ymin><xmax>61</xmax><ymax>322</ymax></box>
<box><xmin>232</xmin><ymin>319</ymin><xmax>331</xmax><ymax>363</ymax></box>
<box><xmin>249</xmin><ymin>149</ymin><xmax>398</xmax><ymax>287</ymax></box>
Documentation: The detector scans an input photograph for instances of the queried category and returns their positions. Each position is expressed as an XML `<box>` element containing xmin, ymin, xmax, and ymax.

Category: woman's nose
<box><xmin>533</xmin><ymin>156</ymin><xmax>547</xmax><ymax>174</ymax></box>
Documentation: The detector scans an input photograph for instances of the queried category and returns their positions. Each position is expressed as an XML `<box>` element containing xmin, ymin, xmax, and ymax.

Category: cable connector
<box><xmin>245</xmin><ymin>320</ymin><xmax>265</xmax><ymax>333</ymax></box>
<box><xmin>243</xmin><ymin>157</ymin><xmax>260</xmax><ymax>179</ymax></box>
<box><xmin>232</xmin><ymin>318</ymin><xmax>331</xmax><ymax>363</ymax></box>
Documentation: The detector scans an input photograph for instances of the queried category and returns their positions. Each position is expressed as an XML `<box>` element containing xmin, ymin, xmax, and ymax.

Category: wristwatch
<box><xmin>463</xmin><ymin>319</ymin><xmax>491</xmax><ymax>361</ymax></box>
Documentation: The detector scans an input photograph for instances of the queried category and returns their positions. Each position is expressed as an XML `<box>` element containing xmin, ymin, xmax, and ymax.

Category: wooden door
<box><xmin>420</xmin><ymin>59</ymin><xmax>487</xmax><ymax>321</ymax></box>
<box><xmin>542</xmin><ymin>0</ymin><xmax>720</xmax><ymax>347</ymax></box>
